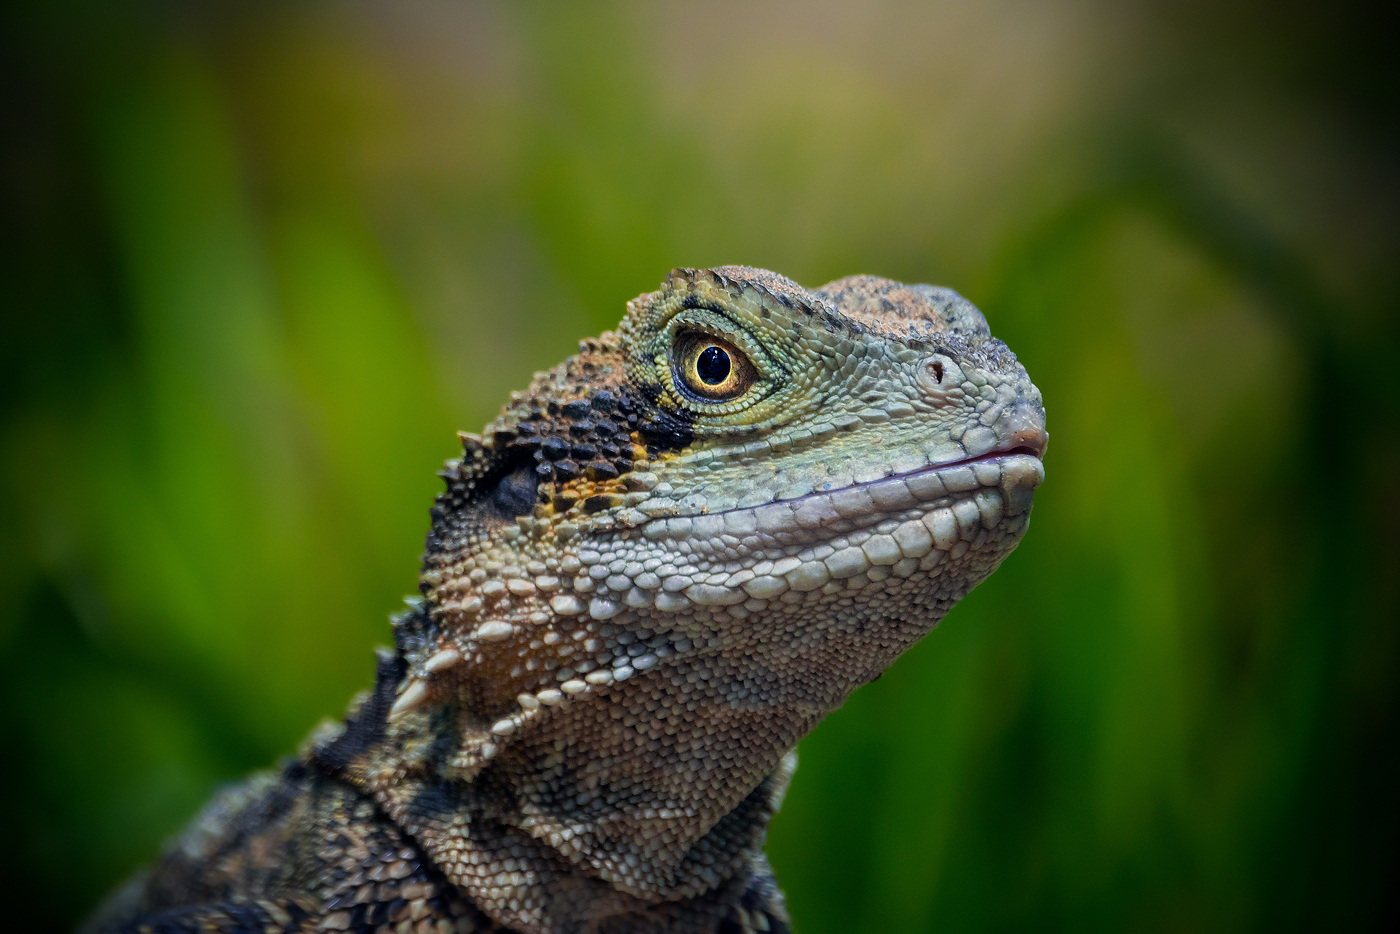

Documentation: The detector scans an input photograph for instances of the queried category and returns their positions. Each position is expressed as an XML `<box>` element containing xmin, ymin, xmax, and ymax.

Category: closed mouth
<box><xmin>768</xmin><ymin>434</ymin><xmax>1046</xmax><ymax>508</ymax></box>
<box><xmin>923</xmin><ymin>443</ymin><xmax>1045</xmax><ymax>472</ymax></box>
<box><xmin>638</xmin><ymin>446</ymin><xmax>1045</xmax><ymax>555</ymax></box>
<box><xmin>767</xmin><ymin>444</ymin><xmax>1045</xmax><ymax>517</ymax></box>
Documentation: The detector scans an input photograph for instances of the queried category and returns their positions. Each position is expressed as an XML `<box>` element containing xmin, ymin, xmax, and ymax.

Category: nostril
<box><xmin>917</xmin><ymin>353</ymin><xmax>961</xmax><ymax>398</ymax></box>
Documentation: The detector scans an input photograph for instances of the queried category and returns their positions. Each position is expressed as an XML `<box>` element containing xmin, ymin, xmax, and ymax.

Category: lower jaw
<box><xmin>606</xmin><ymin>494</ymin><xmax>1035</xmax><ymax>616</ymax></box>
<box><xmin>564</xmin><ymin>466</ymin><xmax>1041</xmax><ymax>618</ymax></box>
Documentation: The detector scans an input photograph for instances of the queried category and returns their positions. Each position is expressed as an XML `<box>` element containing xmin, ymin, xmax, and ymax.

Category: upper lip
<box><xmin>930</xmin><ymin>440</ymin><xmax>1046</xmax><ymax>473</ymax></box>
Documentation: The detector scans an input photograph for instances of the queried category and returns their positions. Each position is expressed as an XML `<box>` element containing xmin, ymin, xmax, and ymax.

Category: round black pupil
<box><xmin>696</xmin><ymin>345</ymin><xmax>731</xmax><ymax>386</ymax></box>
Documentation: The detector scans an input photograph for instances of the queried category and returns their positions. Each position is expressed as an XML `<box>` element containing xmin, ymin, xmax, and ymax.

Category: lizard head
<box><xmin>342</xmin><ymin>266</ymin><xmax>1045</xmax><ymax>916</ymax></box>
<box><xmin>614</xmin><ymin>266</ymin><xmax>1046</xmax><ymax>523</ymax></box>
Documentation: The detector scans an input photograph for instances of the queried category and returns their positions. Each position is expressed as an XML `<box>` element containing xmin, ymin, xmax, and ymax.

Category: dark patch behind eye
<box><xmin>632</xmin><ymin>382</ymin><xmax>696</xmax><ymax>454</ymax></box>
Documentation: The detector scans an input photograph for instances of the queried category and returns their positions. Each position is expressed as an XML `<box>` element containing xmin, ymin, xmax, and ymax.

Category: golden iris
<box><xmin>673</xmin><ymin>331</ymin><xmax>756</xmax><ymax>402</ymax></box>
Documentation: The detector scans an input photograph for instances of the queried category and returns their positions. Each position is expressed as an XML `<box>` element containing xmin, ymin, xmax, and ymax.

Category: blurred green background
<box><xmin>3</xmin><ymin>1</ymin><xmax>1397</xmax><ymax>930</ymax></box>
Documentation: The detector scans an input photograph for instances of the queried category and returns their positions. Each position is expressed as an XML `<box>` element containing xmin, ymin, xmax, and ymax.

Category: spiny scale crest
<box><xmin>316</xmin><ymin>266</ymin><xmax>1046</xmax><ymax>933</ymax></box>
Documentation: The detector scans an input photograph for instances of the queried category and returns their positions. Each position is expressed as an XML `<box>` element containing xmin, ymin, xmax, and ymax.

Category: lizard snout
<box><xmin>1003</xmin><ymin>400</ymin><xmax>1048</xmax><ymax>459</ymax></box>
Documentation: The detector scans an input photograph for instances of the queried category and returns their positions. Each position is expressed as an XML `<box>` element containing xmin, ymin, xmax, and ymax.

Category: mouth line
<box><xmin>758</xmin><ymin>445</ymin><xmax>1042</xmax><ymax>511</ymax></box>
<box><xmin>919</xmin><ymin>445</ymin><xmax>1045</xmax><ymax>473</ymax></box>
<box><xmin>630</xmin><ymin>443</ymin><xmax>1044</xmax><ymax>557</ymax></box>
<box><xmin>626</xmin><ymin>443</ymin><xmax>1045</xmax><ymax>559</ymax></box>
<box><xmin>683</xmin><ymin>445</ymin><xmax>1045</xmax><ymax>527</ymax></box>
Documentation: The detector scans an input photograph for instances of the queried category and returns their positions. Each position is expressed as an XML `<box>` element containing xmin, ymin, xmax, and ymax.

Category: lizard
<box><xmin>82</xmin><ymin>266</ymin><xmax>1047</xmax><ymax>934</ymax></box>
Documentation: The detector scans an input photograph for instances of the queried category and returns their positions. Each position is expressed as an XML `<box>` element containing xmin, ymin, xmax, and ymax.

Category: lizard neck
<box><xmin>310</xmin><ymin>648</ymin><xmax>798</xmax><ymax>934</ymax></box>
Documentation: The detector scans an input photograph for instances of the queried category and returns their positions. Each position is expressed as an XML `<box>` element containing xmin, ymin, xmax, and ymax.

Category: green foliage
<box><xmin>2</xmin><ymin>2</ymin><xmax>1395</xmax><ymax>930</ymax></box>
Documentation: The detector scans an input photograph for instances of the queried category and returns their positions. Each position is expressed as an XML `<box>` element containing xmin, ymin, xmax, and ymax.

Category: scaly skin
<box><xmin>83</xmin><ymin>267</ymin><xmax>1047</xmax><ymax>934</ymax></box>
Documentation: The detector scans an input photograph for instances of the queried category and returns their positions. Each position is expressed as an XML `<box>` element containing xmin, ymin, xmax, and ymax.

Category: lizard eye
<box><xmin>672</xmin><ymin>331</ymin><xmax>757</xmax><ymax>402</ymax></box>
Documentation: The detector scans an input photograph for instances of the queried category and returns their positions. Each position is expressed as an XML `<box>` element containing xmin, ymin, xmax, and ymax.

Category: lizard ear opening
<box><xmin>481</xmin><ymin>462</ymin><xmax>540</xmax><ymax>521</ymax></box>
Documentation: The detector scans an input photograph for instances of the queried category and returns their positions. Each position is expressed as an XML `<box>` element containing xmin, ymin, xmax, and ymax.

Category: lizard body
<box><xmin>83</xmin><ymin>266</ymin><xmax>1047</xmax><ymax>934</ymax></box>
